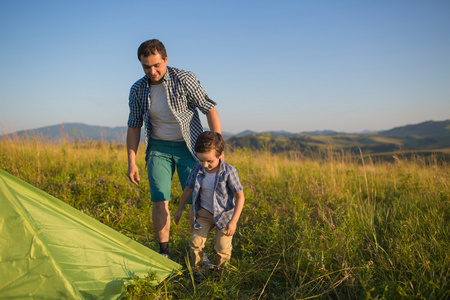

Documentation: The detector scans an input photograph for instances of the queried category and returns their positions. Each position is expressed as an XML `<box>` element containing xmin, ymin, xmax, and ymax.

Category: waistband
<box><xmin>148</xmin><ymin>138</ymin><xmax>187</xmax><ymax>147</ymax></box>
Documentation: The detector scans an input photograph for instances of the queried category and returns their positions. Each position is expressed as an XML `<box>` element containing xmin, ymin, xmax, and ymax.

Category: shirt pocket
<box><xmin>168</xmin><ymin>84</ymin><xmax>188</xmax><ymax>112</ymax></box>
<box><xmin>215</xmin><ymin>181</ymin><xmax>229</xmax><ymax>207</ymax></box>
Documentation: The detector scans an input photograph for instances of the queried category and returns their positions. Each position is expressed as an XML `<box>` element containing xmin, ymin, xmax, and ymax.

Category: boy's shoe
<box><xmin>193</xmin><ymin>272</ymin><xmax>203</xmax><ymax>285</ymax></box>
<box><xmin>159</xmin><ymin>252</ymin><xmax>171</xmax><ymax>259</ymax></box>
<box><xmin>213</xmin><ymin>267</ymin><xmax>223</xmax><ymax>282</ymax></box>
<box><xmin>202</xmin><ymin>254</ymin><xmax>215</xmax><ymax>269</ymax></box>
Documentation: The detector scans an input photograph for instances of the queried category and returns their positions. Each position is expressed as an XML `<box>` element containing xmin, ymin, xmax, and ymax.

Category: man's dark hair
<box><xmin>137</xmin><ymin>39</ymin><xmax>167</xmax><ymax>60</ymax></box>
<box><xmin>195</xmin><ymin>131</ymin><xmax>224</xmax><ymax>158</ymax></box>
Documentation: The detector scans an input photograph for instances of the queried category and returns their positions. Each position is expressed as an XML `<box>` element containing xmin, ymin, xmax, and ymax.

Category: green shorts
<box><xmin>146</xmin><ymin>139</ymin><xmax>196</xmax><ymax>203</ymax></box>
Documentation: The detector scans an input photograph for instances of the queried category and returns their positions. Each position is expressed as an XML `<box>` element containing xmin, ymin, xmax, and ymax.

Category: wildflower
<box><xmin>331</xmin><ymin>223</ymin><xmax>336</xmax><ymax>229</ymax></box>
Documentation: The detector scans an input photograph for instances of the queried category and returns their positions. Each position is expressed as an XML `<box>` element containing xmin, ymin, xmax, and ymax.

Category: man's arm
<box><xmin>127</xmin><ymin>127</ymin><xmax>141</xmax><ymax>185</ymax></box>
<box><xmin>206</xmin><ymin>107</ymin><xmax>221</xmax><ymax>134</ymax></box>
<box><xmin>225</xmin><ymin>190</ymin><xmax>245</xmax><ymax>236</ymax></box>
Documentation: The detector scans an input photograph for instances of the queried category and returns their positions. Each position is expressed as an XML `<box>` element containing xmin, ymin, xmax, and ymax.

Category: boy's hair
<box><xmin>195</xmin><ymin>131</ymin><xmax>224</xmax><ymax>158</ymax></box>
<box><xmin>137</xmin><ymin>39</ymin><xmax>167</xmax><ymax>60</ymax></box>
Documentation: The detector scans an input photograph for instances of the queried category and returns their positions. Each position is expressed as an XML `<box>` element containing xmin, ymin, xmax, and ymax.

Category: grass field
<box><xmin>1</xmin><ymin>134</ymin><xmax>449</xmax><ymax>299</ymax></box>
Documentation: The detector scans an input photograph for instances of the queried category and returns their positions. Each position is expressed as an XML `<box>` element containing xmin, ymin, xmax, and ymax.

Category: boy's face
<box><xmin>197</xmin><ymin>150</ymin><xmax>223</xmax><ymax>173</ymax></box>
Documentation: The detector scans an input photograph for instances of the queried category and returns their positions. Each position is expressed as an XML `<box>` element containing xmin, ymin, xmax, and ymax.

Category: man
<box><xmin>126</xmin><ymin>39</ymin><xmax>221</xmax><ymax>258</ymax></box>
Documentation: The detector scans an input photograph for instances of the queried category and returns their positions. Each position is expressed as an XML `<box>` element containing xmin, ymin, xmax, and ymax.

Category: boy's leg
<box><xmin>189</xmin><ymin>208</ymin><xmax>215</xmax><ymax>270</ymax></box>
<box><xmin>175</xmin><ymin>143</ymin><xmax>214</xmax><ymax>266</ymax></box>
<box><xmin>215</xmin><ymin>228</ymin><xmax>233</xmax><ymax>270</ymax></box>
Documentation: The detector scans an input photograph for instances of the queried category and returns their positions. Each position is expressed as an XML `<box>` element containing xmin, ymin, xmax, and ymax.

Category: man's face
<box><xmin>139</xmin><ymin>51</ymin><xmax>168</xmax><ymax>85</ymax></box>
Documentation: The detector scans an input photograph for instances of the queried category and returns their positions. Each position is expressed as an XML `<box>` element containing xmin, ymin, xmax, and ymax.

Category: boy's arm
<box><xmin>225</xmin><ymin>190</ymin><xmax>245</xmax><ymax>236</ymax></box>
<box><xmin>174</xmin><ymin>187</ymin><xmax>194</xmax><ymax>225</ymax></box>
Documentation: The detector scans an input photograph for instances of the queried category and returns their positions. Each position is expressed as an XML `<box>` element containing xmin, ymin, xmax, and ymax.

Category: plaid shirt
<box><xmin>127</xmin><ymin>66</ymin><xmax>217</xmax><ymax>159</ymax></box>
<box><xmin>186</xmin><ymin>159</ymin><xmax>244</xmax><ymax>230</ymax></box>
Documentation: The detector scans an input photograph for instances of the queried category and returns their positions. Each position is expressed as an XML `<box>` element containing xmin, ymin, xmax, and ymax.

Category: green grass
<box><xmin>1</xmin><ymin>135</ymin><xmax>449</xmax><ymax>299</ymax></box>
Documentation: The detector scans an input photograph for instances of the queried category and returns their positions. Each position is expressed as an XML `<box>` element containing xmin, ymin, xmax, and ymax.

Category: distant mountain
<box><xmin>236</xmin><ymin>130</ymin><xmax>258</xmax><ymax>136</ymax></box>
<box><xmin>376</xmin><ymin>120</ymin><xmax>450</xmax><ymax>149</ymax></box>
<box><xmin>3</xmin><ymin>120</ymin><xmax>449</xmax><ymax>152</ymax></box>
<box><xmin>226</xmin><ymin>119</ymin><xmax>450</xmax><ymax>154</ymax></box>
<box><xmin>302</xmin><ymin>130</ymin><xmax>340</xmax><ymax>136</ymax></box>
<box><xmin>378</xmin><ymin>120</ymin><xmax>450</xmax><ymax>138</ymax></box>
<box><xmin>2</xmin><ymin>123</ymin><xmax>132</xmax><ymax>142</ymax></box>
<box><xmin>3</xmin><ymin>123</ymin><xmax>233</xmax><ymax>142</ymax></box>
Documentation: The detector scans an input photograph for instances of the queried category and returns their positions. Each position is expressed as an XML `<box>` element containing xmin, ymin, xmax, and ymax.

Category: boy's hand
<box><xmin>174</xmin><ymin>209</ymin><xmax>182</xmax><ymax>225</ymax></box>
<box><xmin>225</xmin><ymin>220</ymin><xmax>237</xmax><ymax>236</ymax></box>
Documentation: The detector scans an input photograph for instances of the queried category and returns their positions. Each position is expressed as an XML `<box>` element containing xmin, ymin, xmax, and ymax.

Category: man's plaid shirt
<box><xmin>127</xmin><ymin>66</ymin><xmax>217</xmax><ymax>160</ymax></box>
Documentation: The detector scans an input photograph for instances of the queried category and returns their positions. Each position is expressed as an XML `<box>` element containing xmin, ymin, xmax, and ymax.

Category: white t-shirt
<box><xmin>200</xmin><ymin>171</ymin><xmax>217</xmax><ymax>214</ymax></box>
<box><xmin>149</xmin><ymin>84</ymin><xmax>183</xmax><ymax>141</ymax></box>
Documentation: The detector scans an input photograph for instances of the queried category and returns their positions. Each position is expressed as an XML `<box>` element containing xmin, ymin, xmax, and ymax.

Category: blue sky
<box><xmin>1</xmin><ymin>0</ymin><xmax>449</xmax><ymax>134</ymax></box>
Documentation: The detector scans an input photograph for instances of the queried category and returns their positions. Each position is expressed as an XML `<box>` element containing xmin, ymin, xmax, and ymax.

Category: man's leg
<box><xmin>152</xmin><ymin>201</ymin><xmax>171</xmax><ymax>254</ymax></box>
<box><xmin>175</xmin><ymin>145</ymin><xmax>197</xmax><ymax>224</ymax></box>
<box><xmin>147</xmin><ymin>140</ymin><xmax>175</xmax><ymax>255</ymax></box>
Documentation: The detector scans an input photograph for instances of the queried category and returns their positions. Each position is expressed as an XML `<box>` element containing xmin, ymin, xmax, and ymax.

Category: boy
<box><xmin>174</xmin><ymin>131</ymin><xmax>245</xmax><ymax>280</ymax></box>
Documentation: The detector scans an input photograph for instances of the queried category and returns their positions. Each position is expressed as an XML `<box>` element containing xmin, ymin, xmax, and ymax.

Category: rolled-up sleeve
<box><xmin>184</xmin><ymin>71</ymin><xmax>217</xmax><ymax>115</ymax></box>
<box><xmin>227</xmin><ymin>167</ymin><xmax>243</xmax><ymax>195</ymax></box>
<box><xmin>127</xmin><ymin>87</ymin><xmax>143</xmax><ymax>128</ymax></box>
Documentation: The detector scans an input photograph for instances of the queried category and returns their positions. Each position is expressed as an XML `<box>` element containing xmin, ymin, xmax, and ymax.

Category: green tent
<box><xmin>0</xmin><ymin>169</ymin><xmax>181</xmax><ymax>299</ymax></box>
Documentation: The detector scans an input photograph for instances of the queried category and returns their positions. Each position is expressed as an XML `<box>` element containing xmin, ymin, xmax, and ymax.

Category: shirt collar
<box><xmin>146</xmin><ymin>66</ymin><xmax>171</xmax><ymax>86</ymax></box>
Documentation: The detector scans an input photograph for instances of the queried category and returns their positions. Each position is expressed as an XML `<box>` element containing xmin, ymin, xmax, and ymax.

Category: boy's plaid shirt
<box><xmin>127</xmin><ymin>66</ymin><xmax>216</xmax><ymax>159</ymax></box>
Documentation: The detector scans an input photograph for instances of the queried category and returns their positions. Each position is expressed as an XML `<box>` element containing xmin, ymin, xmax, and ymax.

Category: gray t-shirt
<box><xmin>199</xmin><ymin>171</ymin><xmax>217</xmax><ymax>214</ymax></box>
<box><xmin>149</xmin><ymin>83</ymin><xmax>183</xmax><ymax>141</ymax></box>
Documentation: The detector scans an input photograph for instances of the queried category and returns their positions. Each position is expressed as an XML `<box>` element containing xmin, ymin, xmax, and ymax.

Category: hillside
<box><xmin>227</xmin><ymin>120</ymin><xmax>450</xmax><ymax>155</ymax></box>
<box><xmin>376</xmin><ymin>120</ymin><xmax>450</xmax><ymax>149</ymax></box>
<box><xmin>3</xmin><ymin>123</ymin><xmax>135</xmax><ymax>143</ymax></box>
<box><xmin>2</xmin><ymin>120</ymin><xmax>449</xmax><ymax>156</ymax></box>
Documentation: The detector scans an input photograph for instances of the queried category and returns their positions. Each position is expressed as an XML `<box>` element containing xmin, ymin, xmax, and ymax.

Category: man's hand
<box><xmin>127</xmin><ymin>163</ymin><xmax>140</xmax><ymax>185</ymax></box>
<box><xmin>174</xmin><ymin>209</ymin><xmax>183</xmax><ymax>225</ymax></box>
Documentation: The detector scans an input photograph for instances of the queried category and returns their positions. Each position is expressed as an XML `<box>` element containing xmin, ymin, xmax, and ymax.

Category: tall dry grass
<box><xmin>1</xmin><ymin>135</ymin><xmax>449</xmax><ymax>299</ymax></box>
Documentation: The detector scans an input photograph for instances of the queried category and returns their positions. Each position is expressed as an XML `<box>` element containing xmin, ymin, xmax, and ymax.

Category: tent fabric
<box><xmin>0</xmin><ymin>169</ymin><xmax>181</xmax><ymax>299</ymax></box>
